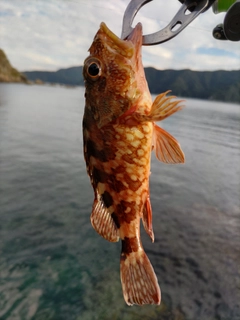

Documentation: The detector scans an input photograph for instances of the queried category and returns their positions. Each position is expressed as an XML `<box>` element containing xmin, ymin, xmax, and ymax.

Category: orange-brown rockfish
<box><xmin>82</xmin><ymin>22</ymin><xmax>185</xmax><ymax>306</ymax></box>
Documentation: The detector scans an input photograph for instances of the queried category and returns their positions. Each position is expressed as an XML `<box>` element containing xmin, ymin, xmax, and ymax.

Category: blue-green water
<box><xmin>0</xmin><ymin>83</ymin><xmax>239</xmax><ymax>320</ymax></box>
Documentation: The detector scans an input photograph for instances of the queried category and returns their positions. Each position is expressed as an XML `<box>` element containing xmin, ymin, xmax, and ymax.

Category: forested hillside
<box><xmin>0</xmin><ymin>49</ymin><xmax>27</xmax><ymax>83</ymax></box>
<box><xmin>24</xmin><ymin>66</ymin><xmax>240</xmax><ymax>103</ymax></box>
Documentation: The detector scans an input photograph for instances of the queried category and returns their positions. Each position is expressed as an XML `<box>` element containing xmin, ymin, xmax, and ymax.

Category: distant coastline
<box><xmin>23</xmin><ymin>66</ymin><xmax>240</xmax><ymax>104</ymax></box>
<box><xmin>0</xmin><ymin>48</ymin><xmax>239</xmax><ymax>103</ymax></box>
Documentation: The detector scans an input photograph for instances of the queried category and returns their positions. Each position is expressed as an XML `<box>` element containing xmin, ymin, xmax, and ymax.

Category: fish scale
<box><xmin>87</xmin><ymin>121</ymin><xmax>152</xmax><ymax>229</ymax></box>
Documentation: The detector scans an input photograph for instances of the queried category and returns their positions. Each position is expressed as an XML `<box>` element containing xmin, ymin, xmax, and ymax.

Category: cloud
<box><xmin>0</xmin><ymin>0</ymin><xmax>239</xmax><ymax>71</ymax></box>
<box><xmin>196</xmin><ymin>47</ymin><xmax>239</xmax><ymax>58</ymax></box>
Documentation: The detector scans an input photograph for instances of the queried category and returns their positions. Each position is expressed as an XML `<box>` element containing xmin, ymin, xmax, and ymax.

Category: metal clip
<box><xmin>121</xmin><ymin>0</ymin><xmax>210</xmax><ymax>45</ymax></box>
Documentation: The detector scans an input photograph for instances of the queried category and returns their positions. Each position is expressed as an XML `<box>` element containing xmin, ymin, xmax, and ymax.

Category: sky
<box><xmin>0</xmin><ymin>0</ymin><xmax>239</xmax><ymax>72</ymax></box>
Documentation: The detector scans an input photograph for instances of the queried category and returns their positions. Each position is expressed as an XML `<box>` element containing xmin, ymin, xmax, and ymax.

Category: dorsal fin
<box><xmin>148</xmin><ymin>90</ymin><xmax>184</xmax><ymax>122</ymax></box>
<box><xmin>133</xmin><ymin>91</ymin><xmax>184</xmax><ymax>123</ymax></box>
<box><xmin>90</xmin><ymin>192</ymin><xmax>119</xmax><ymax>242</ymax></box>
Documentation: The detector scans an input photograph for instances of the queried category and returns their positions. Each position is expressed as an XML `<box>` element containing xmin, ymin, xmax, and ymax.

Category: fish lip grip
<box><xmin>223</xmin><ymin>0</ymin><xmax>240</xmax><ymax>41</ymax></box>
<box><xmin>121</xmin><ymin>0</ymin><xmax>212</xmax><ymax>45</ymax></box>
<box><xmin>213</xmin><ymin>0</ymin><xmax>240</xmax><ymax>40</ymax></box>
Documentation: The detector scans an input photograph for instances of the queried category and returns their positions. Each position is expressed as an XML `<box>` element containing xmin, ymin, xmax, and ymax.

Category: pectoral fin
<box><xmin>91</xmin><ymin>192</ymin><xmax>119</xmax><ymax>242</ymax></box>
<box><xmin>153</xmin><ymin>124</ymin><xmax>185</xmax><ymax>164</ymax></box>
<box><xmin>142</xmin><ymin>196</ymin><xmax>154</xmax><ymax>242</ymax></box>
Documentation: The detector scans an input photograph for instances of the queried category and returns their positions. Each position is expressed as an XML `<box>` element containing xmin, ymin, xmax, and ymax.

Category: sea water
<box><xmin>0</xmin><ymin>83</ymin><xmax>239</xmax><ymax>320</ymax></box>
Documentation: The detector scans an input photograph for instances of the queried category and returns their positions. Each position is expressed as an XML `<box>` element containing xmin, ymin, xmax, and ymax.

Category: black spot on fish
<box><xmin>92</xmin><ymin>167</ymin><xmax>108</xmax><ymax>184</ymax></box>
<box><xmin>116</xmin><ymin>200</ymin><xmax>137</xmax><ymax>223</ymax></box>
<box><xmin>85</xmin><ymin>137</ymin><xmax>117</xmax><ymax>163</ymax></box>
<box><xmin>111</xmin><ymin>212</ymin><xmax>120</xmax><ymax>228</ymax></box>
<box><xmin>86</xmin><ymin>140</ymin><xmax>108</xmax><ymax>162</ymax></box>
<box><xmin>109</xmin><ymin>175</ymin><xmax>127</xmax><ymax>193</ymax></box>
<box><xmin>121</xmin><ymin>236</ymin><xmax>140</xmax><ymax>256</ymax></box>
<box><xmin>101</xmin><ymin>191</ymin><xmax>113</xmax><ymax>208</ymax></box>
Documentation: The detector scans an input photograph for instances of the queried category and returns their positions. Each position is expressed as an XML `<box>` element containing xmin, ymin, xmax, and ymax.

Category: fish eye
<box><xmin>84</xmin><ymin>58</ymin><xmax>101</xmax><ymax>81</ymax></box>
<box><xmin>88</xmin><ymin>63</ymin><xmax>100</xmax><ymax>77</ymax></box>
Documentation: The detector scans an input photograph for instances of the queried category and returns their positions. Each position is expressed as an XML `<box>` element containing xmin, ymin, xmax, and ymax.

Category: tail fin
<box><xmin>120</xmin><ymin>239</ymin><xmax>161</xmax><ymax>306</ymax></box>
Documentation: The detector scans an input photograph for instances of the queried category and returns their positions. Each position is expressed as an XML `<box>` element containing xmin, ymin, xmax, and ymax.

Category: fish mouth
<box><xmin>126</xmin><ymin>22</ymin><xmax>143</xmax><ymax>47</ymax></box>
<box><xmin>99</xmin><ymin>22</ymin><xmax>142</xmax><ymax>58</ymax></box>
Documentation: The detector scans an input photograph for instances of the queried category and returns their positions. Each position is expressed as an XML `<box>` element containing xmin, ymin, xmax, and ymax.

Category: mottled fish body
<box><xmin>83</xmin><ymin>22</ymin><xmax>184</xmax><ymax>305</ymax></box>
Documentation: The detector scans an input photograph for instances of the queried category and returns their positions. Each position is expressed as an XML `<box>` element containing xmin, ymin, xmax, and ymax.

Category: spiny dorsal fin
<box><xmin>91</xmin><ymin>192</ymin><xmax>119</xmax><ymax>242</ymax></box>
<box><xmin>149</xmin><ymin>90</ymin><xmax>184</xmax><ymax>121</ymax></box>
<box><xmin>134</xmin><ymin>91</ymin><xmax>184</xmax><ymax>123</ymax></box>
<box><xmin>153</xmin><ymin>124</ymin><xmax>185</xmax><ymax>164</ymax></box>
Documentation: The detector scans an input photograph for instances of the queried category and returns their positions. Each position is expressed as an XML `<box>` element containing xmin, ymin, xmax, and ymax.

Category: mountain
<box><xmin>145</xmin><ymin>68</ymin><xmax>240</xmax><ymax>103</ymax></box>
<box><xmin>24</xmin><ymin>66</ymin><xmax>240</xmax><ymax>103</ymax></box>
<box><xmin>0</xmin><ymin>49</ymin><xmax>27</xmax><ymax>83</ymax></box>
<box><xmin>24</xmin><ymin>66</ymin><xmax>83</xmax><ymax>86</ymax></box>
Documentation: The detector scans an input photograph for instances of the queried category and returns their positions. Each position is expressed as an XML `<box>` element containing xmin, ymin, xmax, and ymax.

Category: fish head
<box><xmin>83</xmin><ymin>22</ymin><xmax>150</xmax><ymax>128</ymax></box>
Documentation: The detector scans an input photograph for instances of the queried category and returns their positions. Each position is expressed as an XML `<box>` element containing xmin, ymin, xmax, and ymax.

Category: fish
<box><xmin>82</xmin><ymin>22</ymin><xmax>185</xmax><ymax>306</ymax></box>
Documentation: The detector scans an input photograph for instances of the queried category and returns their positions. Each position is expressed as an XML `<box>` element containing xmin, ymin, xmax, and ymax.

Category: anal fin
<box><xmin>142</xmin><ymin>196</ymin><xmax>154</xmax><ymax>242</ymax></box>
<box><xmin>91</xmin><ymin>193</ymin><xmax>119</xmax><ymax>242</ymax></box>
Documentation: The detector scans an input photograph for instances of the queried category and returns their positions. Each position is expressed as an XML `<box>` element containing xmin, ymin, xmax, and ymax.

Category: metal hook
<box><xmin>121</xmin><ymin>0</ymin><xmax>210</xmax><ymax>45</ymax></box>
